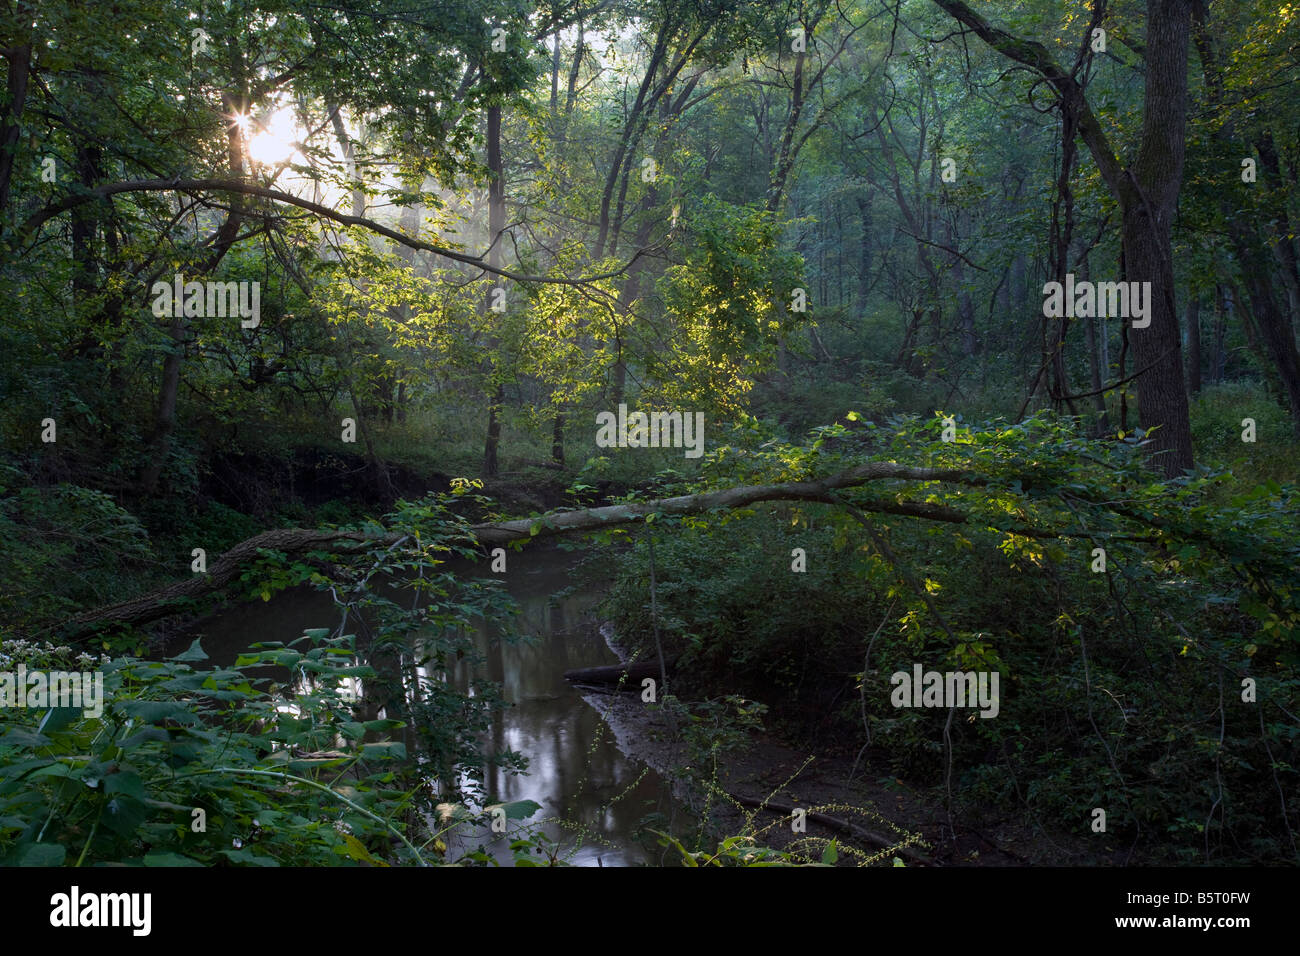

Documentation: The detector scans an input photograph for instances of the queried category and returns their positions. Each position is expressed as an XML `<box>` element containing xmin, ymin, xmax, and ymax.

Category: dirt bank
<box><xmin>580</xmin><ymin>623</ymin><xmax>1109</xmax><ymax>866</ymax></box>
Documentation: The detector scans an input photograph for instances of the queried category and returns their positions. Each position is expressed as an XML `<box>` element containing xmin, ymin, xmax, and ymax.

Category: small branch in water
<box><xmin>727</xmin><ymin>792</ymin><xmax>933</xmax><ymax>866</ymax></box>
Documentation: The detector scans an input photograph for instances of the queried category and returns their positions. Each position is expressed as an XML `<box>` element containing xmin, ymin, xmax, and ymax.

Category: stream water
<box><xmin>169</xmin><ymin>546</ymin><xmax>687</xmax><ymax>866</ymax></box>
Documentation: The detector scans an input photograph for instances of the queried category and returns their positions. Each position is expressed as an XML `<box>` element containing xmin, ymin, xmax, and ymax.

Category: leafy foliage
<box><xmin>604</xmin><ymin>413</ymin><xmax>1300</xmax><ymax>863</ymax></box>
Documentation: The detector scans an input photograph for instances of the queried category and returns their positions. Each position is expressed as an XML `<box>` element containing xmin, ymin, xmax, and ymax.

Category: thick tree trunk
<box><xmin>0</xmin><ymin>15</ymin><xmax>31</xmax><ymax>220</ymax></box>
<box><xmin>1121</xmin><ymin>200</ymin><xmax>1193</xmax><ymax>473</ymax></box>
<box><xmin>564</xmin><ymin>659</ymin><xmax>676</xmax><ymax>686</ymax></box>
<box><xmin>1118</xmin><ymin>0</ymin><xmax>1194</xmax><ymax>474</ymax></box>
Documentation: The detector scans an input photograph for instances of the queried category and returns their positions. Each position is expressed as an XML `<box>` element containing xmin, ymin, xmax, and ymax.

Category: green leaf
<box><xmin>102</xmin><ymin>795</ymin><xmax>147</xmax><ymax>836</ymax></box>
<box><xmin>490</xmin><ymin>799</ymin><xmax>542</xmax><ymax>821</ymax></box>
<box><xmin>6</xmin><ymin>843</ymin><xmax>67</xmax><ymax>866</ymax></box>
<box><xmin>821</xmin><ymin>840</ymin><xmax>838</xmax><ymax>865</ymax></box>
<box><xmin>38</xmin><ymin>706</ymin><xmax>86</xmax><ymax>734</ymax></box>
<box><xmin>121</xmin><ymin>701</ymin><xmax>199</xmax><ymax>725</ymax></box>
<box><xmin>360</xmin><ymin>741</ymin><xmax>406</xmax><ymax>760</ymax></box>
<box><xmin>362</xmin><ymin>719</ymin><xmax>405</xmax><ymax>732</ymax></box>
<box><xmin>341</xmin><ymin>834</ymin><xmax>387</xmax><ymax>866</ymax></box>
<box><xmin>28</xmin><ymin>762</ymin><xmax>80</xmax><ymax>780</ymax></box>
<box><xmin>168</xmin><ymin>638</ymin><xmax>208</xmax><ymax>662</ymax></box>
<box><xmin>143</xmin><ymin>852</ymin><xmax>203</xmax><ymax>867</ymax></box>
<box><xmin>104</xmin><ymin>770</ymin><xmax>146</xmax><ymax>801</ymax></box>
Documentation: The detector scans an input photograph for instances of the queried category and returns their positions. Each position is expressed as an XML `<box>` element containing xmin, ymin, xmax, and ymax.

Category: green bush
<box><xmin>0</xmin><ymin>475</ymin><xmax>157</xmax><ymax>633</ymax></box>
<box><xmin>602</xmin><ymin>414</ymin><xmax>1300</xmax><ymax>863</ymax></box>
<box><xmin>0</xmin><ymin>633</ymin><xmax>545</xmax><ymax>866</ymax></box>
<box><xmin>1191</xmin><ymin>382</ymin><xmax>1296</xmax><ymax>481</ymax></box>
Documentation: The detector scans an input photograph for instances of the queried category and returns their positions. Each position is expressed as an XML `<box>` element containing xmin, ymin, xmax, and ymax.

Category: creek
<box><xmin>168</xmin><ymin>546</ymin><xmax>688</xmax><ymax>866</ymax></box>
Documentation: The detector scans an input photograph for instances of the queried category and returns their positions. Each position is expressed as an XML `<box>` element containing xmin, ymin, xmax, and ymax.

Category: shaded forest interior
<box><xmin>0</xmin><ymin>0</ymin><xmax>1297</xmax><ymax>867</ymax></box>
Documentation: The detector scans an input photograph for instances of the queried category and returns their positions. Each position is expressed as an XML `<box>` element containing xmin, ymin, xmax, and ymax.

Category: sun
<box><xmin>234</xmin><ymin>108</ymin><xmax>301</xmax><ymax>167</ymax></box>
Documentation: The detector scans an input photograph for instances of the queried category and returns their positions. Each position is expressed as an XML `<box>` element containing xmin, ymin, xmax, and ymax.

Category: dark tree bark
<box><xmin>0</xmin><ymin>5</ymin><xmax>32</xmax><ymax>220</ymax></box>
<box><xmin>483</xmin><ymin>101</ymin><xmax>507</xmax><ymax>477</ymax></box>
<box><xmin>564</xmin><ymin>19</ymin><xmax>584</xmax><ymax>116</ymax></box>
<box><xmin>1230</xmin><ymin>231</ymin><xmax>1300</xmax><ymax>431</ymax></box>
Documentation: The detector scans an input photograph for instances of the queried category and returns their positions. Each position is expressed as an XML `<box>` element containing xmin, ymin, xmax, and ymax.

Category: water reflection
<box><xmin>441</xmin><ymin>554</ymin><xmax>685</xmax><ymax>866</ymax></box>
<box><xmin>176</xmin><ymin>547</ymin><xmax>685</xmax><ymax>866</ymax></box>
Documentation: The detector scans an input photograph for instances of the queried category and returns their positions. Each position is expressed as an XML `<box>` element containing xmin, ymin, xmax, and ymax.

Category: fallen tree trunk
<box><xmin>53</xmin><ymin>461</ymin><xmax>987</xmax><ymax>641</ymax></box>
<box><xmin>53</xmin><ymin>528</ymin><xmax>386</xmax><ymax>641</ymax></box>
<box><xmin>563</xmin><ymin>658</ymin><xmax>677</xmax><ymax>686</ymax></box>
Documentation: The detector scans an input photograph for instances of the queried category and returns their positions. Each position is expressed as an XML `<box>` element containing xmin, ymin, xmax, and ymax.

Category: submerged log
<box><xmin>728</xmin><ymin>793</ymin><xmax>933</xmax><ymax>865</ymax></box>
<box><xmin>563</xmin><ymin>658</ymin><xmax>676</xmax><ymax>686</ymax></box>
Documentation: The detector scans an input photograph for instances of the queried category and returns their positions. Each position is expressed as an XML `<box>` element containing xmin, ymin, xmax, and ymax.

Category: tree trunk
<box><xmin>564</xmin><ymin>20</ymin><xmax>584</xmax><ymax>116</ymax></box>
<box><xmin>57</xmin><ymin>452</ymin><xmax>1234</xmax><ymax>644</ymax></box>
<box><xmin>1081</xmin><ymin>257</ymin><xmax>1111</xmax><ymax>429</ymax></box>
<box><xmin>1211</xmin><ymin>283</ymin><xmax>1228</xmax><ymax>383</ymax></box>
<box><xmin>0</xmin><ymin>11</ymin><xmax>32</xmax><ymax>220</ymax></box>
<box><xmin>1121</xmin><ymin>199</ymin><xmax>1193</xmax><ymax>473</ymax></box>
<box><xmin>1117</xmin><ymin>0</ymin><xmax>1194</xmax><ymax>474</ymax></box>
<box><xmin>50</xmin><ymin>461</ymin><xmax>1030</xmax><ymax>640</ymax></box>
<box><xmin>930</xmin><ymin>0</ymin><xmax>1196</xmax><ymax>475</ymax></box>
<box><xmin>138</xmin><ymin>319</ymin><xmax>186</xmax><ymax>495</ymax></box>
<box><xmin>551</xmin><ymin>409</ymin><xmax>565</xmax><ymax>466</ymax></box>
<box><xmin>550</xmin><ymin>29</ymin><xmax>561</xmax><ymax>115</ymax></box>
<box><xmin>856</xmin><ymin>193</ymin><xmax>873</xmax><ymax>312</ymax></box>
<box><xmin>1230</xmin><ymin>229</ymin><xmax>1300</xmax><ymax>432</ymax></box>
<box><xmin>482</xmin><ymin>101</ymin><xmax>506</xmax><ymax>477</ymax></box>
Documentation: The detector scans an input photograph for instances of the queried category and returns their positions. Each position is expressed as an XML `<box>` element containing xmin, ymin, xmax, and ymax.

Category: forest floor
<box><xmin>582</xmin><ymin>623</ymin><xmax>1113</xmax><ymax>867</ymax></box>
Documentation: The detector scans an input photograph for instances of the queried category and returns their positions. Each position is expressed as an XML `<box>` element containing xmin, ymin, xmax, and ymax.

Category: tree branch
<box><xmin>928</xmin><ymin>0</ymin><xmax>1128</xmax><ymax>201</ymax></box>
<box><xmin>16</xmin><ymin>177</ymin><xmax>643</xmax><ymax>289</ymax></box>
<box><xmin>52</xmin><ymin>462</ymin><xmax>993</xmax><ymax>639</ymax></box>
